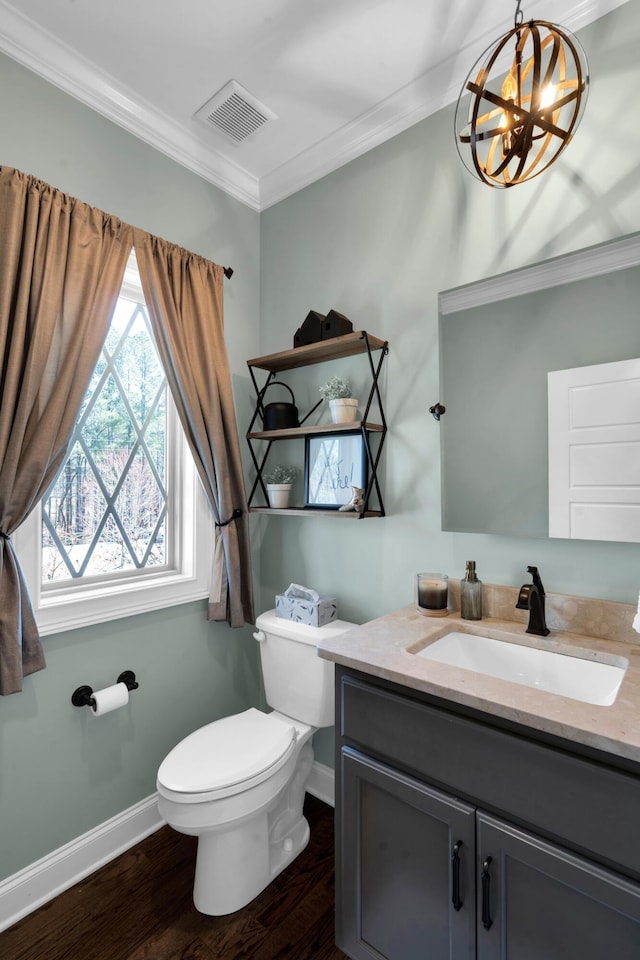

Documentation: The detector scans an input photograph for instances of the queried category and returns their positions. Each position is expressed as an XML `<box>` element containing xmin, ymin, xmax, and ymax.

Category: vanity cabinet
<box><xmin>341</xmin><ymin>749</ymin><xmax>475</xmax><ymax>959</ymax></box>
<box><xmin>476</xmin><ymin>813</ymin><xmax>640</xmax><ymax>960</ymax></box>
<box><xmin>335</xmin><ymin>667</ymin><xmax>640</xmax><ymax>960</ymax></box>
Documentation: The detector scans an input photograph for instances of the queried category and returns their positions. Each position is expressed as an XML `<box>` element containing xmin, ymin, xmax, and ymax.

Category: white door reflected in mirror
<box><xmin>548</xmin><ymin>357</ymin><xmax>640</xmax><ymax>542</ymax></box>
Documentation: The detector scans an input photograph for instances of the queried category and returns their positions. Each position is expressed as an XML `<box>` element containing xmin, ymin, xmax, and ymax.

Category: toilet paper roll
<box><xmin>91</xmin><ymin>682</ymin><xmax>129</xmax><ymax>717</ymax></box>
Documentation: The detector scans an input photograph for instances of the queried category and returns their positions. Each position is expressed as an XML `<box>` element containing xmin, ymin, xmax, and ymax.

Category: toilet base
<box><xmin>193</xmin><ymin>810</ymin><xmax>310</xmax><ymax>915</ymax></box>
<box><xmin>192</xmin><ymin>739</ymin><xmax>314</xmax><ymax>915</ymax></box>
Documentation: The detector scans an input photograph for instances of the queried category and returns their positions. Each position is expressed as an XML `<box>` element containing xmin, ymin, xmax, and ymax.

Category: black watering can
<box><xmin>260</xmin><ymin>381</ymin><xmax>300</xmax><ymax>431</ymax></box>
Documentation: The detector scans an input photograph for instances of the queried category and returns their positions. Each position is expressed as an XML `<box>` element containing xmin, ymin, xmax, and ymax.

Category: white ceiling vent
<box><xmin>195</xmin><ymin>80</ymin><xmax>276</xmax><ymax>144</ymax></box>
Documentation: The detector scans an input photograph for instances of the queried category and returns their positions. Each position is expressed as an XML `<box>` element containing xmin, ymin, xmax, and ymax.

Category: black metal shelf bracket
<box><xmin>357</xmin><ymin>332</ymin><xmax>388</xmax><ymax>517</ymax></box>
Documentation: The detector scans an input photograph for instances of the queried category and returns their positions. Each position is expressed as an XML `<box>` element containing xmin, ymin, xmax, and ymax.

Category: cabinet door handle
<box><xmin>481</xmin><ymin>856</ymin><xmax>493</xmax><ymax>930</ymax></box>
<box><xmin>451</xmin><ymin>841</ymin><xmax>463</xmax><ymax>911</ymax></box>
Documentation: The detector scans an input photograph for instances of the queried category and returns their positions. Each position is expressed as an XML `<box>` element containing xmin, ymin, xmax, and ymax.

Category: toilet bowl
<box><xmin>156</xmin><ymin>609</ymin><xmax>356</xmax><ymax>915</ymax></box>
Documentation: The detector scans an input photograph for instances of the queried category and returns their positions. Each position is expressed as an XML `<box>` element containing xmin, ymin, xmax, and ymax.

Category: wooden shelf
<box><xmin>246</xmin><ymin>420</ymin><xmax>385</xmax><ymax>441</ymax></box>
<box><xmin>247</xmin><ymin>331</ymin><xmax>387</xmax><ymax>372</ymax></box>
<box><xmin>249</xmin><ymin>506</ymin><xmax>384</xmax><ymax>518</ymax></box>
<box><xmin>246</xmin><ymin>329</ymin><xmax>388</xmax><ymax>517</ymax></box>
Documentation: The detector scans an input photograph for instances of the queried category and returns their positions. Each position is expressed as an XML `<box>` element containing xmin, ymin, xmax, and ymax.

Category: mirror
<box><xmin>438</xmin><ymin>232</ymin><xmax>640</xmax><ymax>541</ymax></box>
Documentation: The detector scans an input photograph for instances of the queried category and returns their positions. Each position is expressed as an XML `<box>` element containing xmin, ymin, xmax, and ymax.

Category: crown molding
<box><xmin>0</xmin><ymin>0</ymin><xmax>261</xmax><ymax>210</ymax></box>
<box><xmin>0</xmin><ymin>0</ymin><xmax>629</xmax><ymax>212</ymax></box>
<box><xmin>439</xmin><ymin>232</ymin><xmax>640</xmax><ymax>315</ymax></box>
<box><xmin>258</xmin><ymin>54</ymin><xmax>465</xmax><ymax>210</ymax></box>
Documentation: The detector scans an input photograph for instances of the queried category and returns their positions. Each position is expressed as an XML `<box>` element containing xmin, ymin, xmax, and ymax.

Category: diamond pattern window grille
<box><xmin>42</xmin><ymin>297</ymin><xmax>169</xmax><ymax>582</ymax></box>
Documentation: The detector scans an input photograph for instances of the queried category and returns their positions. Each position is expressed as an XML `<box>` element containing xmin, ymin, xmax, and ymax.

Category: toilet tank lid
<box><xmin>157</xmin><ymin>708</ymin><xmax>295</xmax><ymax>794</ymax></box>
<box><xmin>255</xmin><ymin>609</ymin><xmax>357</xmax><ymax>646</ymax></box>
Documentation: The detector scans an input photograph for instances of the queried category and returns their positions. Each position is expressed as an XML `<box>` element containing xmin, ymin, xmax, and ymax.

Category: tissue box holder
<box><xmin>275</xmin><ymin>585</ymin><xmax>337</xmax><ymax>627</ymax></box>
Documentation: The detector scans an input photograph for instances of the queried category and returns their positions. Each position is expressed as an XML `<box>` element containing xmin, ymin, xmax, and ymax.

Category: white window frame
<box><xmin>12</xmin><ymin>257</ymin><xmax>213</xmax><ymax>637</ymax></box>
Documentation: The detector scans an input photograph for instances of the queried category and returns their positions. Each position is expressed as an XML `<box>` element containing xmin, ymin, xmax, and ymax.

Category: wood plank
<box><xmin>249</xmin><ymin>507</ymin><xmax>383</xmax><ymax>518</ymax></box>
<box><xmin>0</xmin><ymin>796</ymin><xmax>346</xmax><ymax>960</ymax></box>
<box><xmin>247</xmin><ymin>420</ymin><xmax>385</xmax><ymax>441</ymax></box>
<box><xmin>247</xmin><ymin>331</ymin><xmax>387</xmax><ymax>372</ymax></box>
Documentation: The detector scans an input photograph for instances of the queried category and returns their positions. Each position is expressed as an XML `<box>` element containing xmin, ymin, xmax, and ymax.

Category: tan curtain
<box><xmin>0</xmin><ymin>167</ymin><xmax>133</xmax><ymax>694</ymax></box>
<box><xmin>133</xmin><ymin>230</ymin><xmax>254</xmax><ymax>627</ymax></box>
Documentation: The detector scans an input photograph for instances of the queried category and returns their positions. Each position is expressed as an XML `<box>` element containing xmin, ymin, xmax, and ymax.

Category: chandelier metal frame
<box><xmin>455</xmin><ymin>4</ymin><xmax>589</xmax><ymax>188</ymax></box>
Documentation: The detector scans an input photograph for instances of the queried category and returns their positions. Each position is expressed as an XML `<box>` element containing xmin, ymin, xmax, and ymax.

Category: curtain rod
<box><xmin>0</xmin><ymin>166</ymin><xmax>235</xmax><ymax>281</ymax></box>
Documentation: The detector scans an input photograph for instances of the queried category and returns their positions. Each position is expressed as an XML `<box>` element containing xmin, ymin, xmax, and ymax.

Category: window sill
<box><xmin>36</xmin><ymin>569</ymin><xmax>210</xmax><ymax>637</ymax></box>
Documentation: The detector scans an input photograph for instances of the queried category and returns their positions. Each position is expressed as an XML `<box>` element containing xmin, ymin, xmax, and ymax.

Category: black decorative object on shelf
<box><xmin>259</xmin><ymin>381</ymin><xmax>300</xmax><ymax>431</ymax></box>
<box><xmin>293</xmin><ymin>308</ymin><xmax>354</xmax><ymax>348</ymax></box>
<box><xmin>322</xmin><ymin>309</ymin><xmax>353</xmax><ymax>341</ymax></box>
<box><xmin>294</xmin><ymin>310</ymin><xmax>325</xmax><ymax>348</ymax></box>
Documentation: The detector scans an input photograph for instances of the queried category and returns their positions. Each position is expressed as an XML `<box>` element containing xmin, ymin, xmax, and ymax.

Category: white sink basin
<box><xmin>413</xmin><ymin>631</ymin><xmax>628</xmax><ymax>706</ymax></box>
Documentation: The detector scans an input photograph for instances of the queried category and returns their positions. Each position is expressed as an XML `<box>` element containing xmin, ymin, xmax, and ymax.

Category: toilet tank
<box><xmin>254</xmin><ymin>609</ymin><xmax>356</xmax><ymax>727</ymax></box>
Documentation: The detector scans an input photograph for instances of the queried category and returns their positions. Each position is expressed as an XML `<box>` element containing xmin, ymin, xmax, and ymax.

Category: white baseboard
<box><xmin>0</xmin><ymin>794</ymin><xmax>163</xmax><ymax>934</ymax></box>
<box><xmin>306</xmin><ymin>760</ymin><xmax>335</xmax><ymax>807</ymax></box>
<box><xmin>0</xmin><ymin>761</ymin><xmax>335</xmax><ymax>934</ymax></box>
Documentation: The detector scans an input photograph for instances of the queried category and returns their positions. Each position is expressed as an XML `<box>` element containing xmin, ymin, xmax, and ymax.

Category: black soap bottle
<box><xmin>461</xmin><ymin>561</ymin><xmax>482</xmax><ymax>621</ymax></box>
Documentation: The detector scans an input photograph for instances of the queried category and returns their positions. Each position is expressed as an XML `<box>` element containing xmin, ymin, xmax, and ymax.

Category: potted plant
<box><xmin>319</xmin><ymin>375</ymin><xmax>359</xmax><ymax>424</ymax></box>
<box><xmin>263</xmin><ymin>464</ymin><xmax>298</xmax><ymax>508</ymax></box>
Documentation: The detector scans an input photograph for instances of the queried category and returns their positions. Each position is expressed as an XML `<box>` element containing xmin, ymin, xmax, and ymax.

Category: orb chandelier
<box><xmin>455</xmin><ymin>1</ymin><xmax>589</xmax><ymax>188</ymax></box>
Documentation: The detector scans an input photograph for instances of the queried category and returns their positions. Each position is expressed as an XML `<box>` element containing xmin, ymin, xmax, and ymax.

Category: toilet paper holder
<box><xmin>71</xmin><ymin>670</ymin><xmax>139</xmax><ymax>709</ymax></box>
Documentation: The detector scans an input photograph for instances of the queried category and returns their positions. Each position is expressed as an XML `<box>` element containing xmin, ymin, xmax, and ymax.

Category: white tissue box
<box><xmin>275</xmin><ymin>583</ymin><xmax>337</xmax><ymax>627</ymax></box>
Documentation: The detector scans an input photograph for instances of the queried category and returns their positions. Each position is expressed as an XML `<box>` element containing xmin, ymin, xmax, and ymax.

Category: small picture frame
<box><xmin>304</xmin><ymin>431</ymin><xmax>367</xmax><ymax>509</ymax></box>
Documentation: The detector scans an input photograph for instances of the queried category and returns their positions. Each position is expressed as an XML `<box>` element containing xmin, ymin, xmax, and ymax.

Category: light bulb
<box><xmin>502</xmin><ymin>70</ymin><xmax>518</xmax><ymax>103</ymax></box>
<box><xmin>540</xmin><ymin>83</ymin><xmax>556</xmax><ymax>110</ymax></box>
<box><xmin>500</xmin><ymin>70</ymin><xmax>518</xmax><ymax>154</ymax></box>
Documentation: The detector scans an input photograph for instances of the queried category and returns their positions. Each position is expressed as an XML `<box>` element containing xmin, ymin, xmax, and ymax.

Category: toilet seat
<box><xmin>157</xmin><ymin>708</ymin><xmax>297</xmax><ymax>801</ymax></box>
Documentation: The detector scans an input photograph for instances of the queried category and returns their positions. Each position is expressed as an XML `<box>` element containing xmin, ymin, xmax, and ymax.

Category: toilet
<box><xmin>156</xmin><ymin>609</ymin><xmax>355</xmax><ymax>916</ymax></box>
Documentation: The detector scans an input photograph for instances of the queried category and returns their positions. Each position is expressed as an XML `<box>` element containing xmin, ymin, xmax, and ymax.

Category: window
<box><xmin>14</xmin><ymin>253</ymin><xmax>212</xmax><ymax>635</ymax></box>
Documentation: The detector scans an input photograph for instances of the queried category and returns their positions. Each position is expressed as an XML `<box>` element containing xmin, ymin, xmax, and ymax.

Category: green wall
<box><xmin>2</xmin><ymin>1</ymin><xmax>640</xmax><ymax>875</ymax></box>
<box><xmin>258</xmin><ymin>4</ymin><xmax>640</xmax><ymax>766</ymax></box>
<box><xmin>0</xmin><ymin>52</ymin><xmax>262</xmax><ymax>880</ymax></box>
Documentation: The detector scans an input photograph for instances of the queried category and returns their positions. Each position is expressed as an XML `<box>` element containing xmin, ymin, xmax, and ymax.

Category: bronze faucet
<box><xmin>516</xmin><ymin>566</ymin><xmax>550</xmax><ymax>636</ymax></box>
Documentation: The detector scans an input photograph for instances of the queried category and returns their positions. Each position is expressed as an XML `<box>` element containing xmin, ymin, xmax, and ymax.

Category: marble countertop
<box><xmin>317</xmin><ymin>605</ymin><xmax>640</xmax><ymax>764</ymax></box>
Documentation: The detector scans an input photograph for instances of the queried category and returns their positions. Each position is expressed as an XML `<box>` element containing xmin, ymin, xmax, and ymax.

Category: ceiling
<box><xmin>0</xmin><ymin>0</ymin><xmax>628</xmax><ymax>210</ymax></box>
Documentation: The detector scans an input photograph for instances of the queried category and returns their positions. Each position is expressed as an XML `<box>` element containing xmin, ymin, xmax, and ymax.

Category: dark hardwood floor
<box><xmin>1</xmin><ymin>795</ymin><xmax>347</xmax><ymax>960</ymax></box>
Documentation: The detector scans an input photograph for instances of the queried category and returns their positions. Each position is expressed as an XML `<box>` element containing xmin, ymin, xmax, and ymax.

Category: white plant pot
<box><xmin>329</xmin><ymin>397</ymin><xmax>359</xmax><ymax>424</ymax></box>
<box><xmin>266</xmin><ymin>483</ymin><xmax>293</xmax><ymax>509</ymax></box>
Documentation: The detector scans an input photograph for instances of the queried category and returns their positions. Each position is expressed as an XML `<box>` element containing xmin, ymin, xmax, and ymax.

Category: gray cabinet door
<box><xmin>477</xmin><ymin>812</ymin><xmax>640</xmax><ymax>960</ymax></box>
<box><xmin>338</xmin><ymin>747</ymin><xmax>475</xmax><ymax>960</ymax></box>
